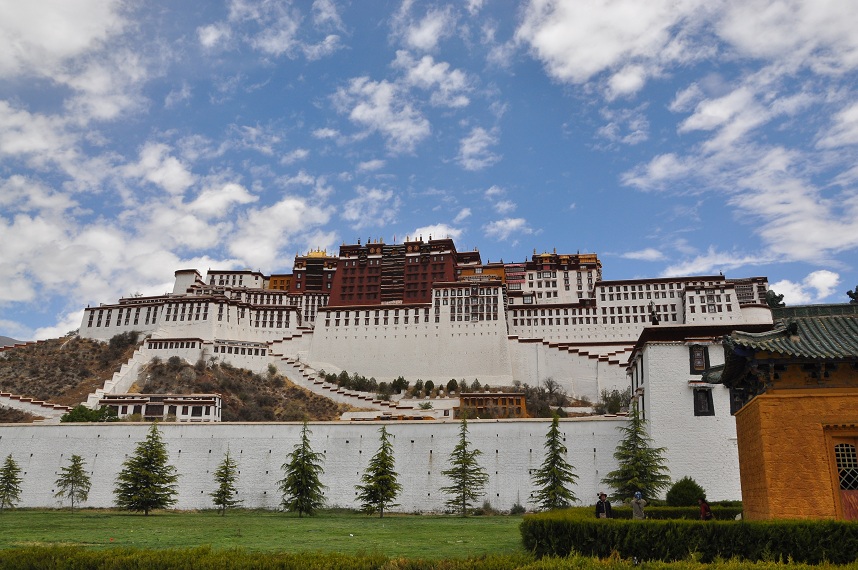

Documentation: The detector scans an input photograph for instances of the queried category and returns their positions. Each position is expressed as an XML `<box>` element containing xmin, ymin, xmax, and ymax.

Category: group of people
<box><xmin>595</xmin><ymin>492</ymin><xmax>713</xmax><ymax>520</ymax></box>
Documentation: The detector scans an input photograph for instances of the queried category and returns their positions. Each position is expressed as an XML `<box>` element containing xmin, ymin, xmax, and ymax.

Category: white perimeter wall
<box><xmin>639</xmin><ymin>342</ymin><xmax>741</xmax><ymax>501</ymax></box>
<box><xmin>0</xmin><ymin>418</ymin><xmax>626</xmax><ymax>512</ymax></box>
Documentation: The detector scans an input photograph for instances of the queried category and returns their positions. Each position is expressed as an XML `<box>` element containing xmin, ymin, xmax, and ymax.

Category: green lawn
<box><xmin>0</xmin><ymin>509</ymin><xmax>526</xmax><ymax>560</ymax></box>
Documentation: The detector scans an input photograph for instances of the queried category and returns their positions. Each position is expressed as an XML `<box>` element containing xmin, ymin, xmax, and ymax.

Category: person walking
<box><xmin>698</xmin><ymin>497</ymin><xmax>713</xmax><ymax>520</ymax></box>
<box><xmin>595</xmin><ymin>492</ymin><xmax>612</xmax><ymax>518</ymax></box>
<box><xmin>631</xmin><ymin>491</ymin><xmax>647</xmax><ymax>519</ymax></box>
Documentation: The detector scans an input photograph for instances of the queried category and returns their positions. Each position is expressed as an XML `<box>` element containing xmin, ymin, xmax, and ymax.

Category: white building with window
<box><xmin>626</xmin><ymin>323</ymin><xmax>772</xmax><ymax>500</ymax></box>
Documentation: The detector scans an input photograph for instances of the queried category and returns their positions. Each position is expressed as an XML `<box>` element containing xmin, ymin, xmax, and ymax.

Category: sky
<box><xmin>1</xmin><ymin>0</ymin><xmax>857</xmax><ymax>341</ymax></box>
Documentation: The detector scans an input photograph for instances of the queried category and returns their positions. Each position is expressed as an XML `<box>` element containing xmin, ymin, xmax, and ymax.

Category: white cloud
<box><xmin>281</xmin><ymin>148</ymin><xmax>310</xmax><ymax>164</ymax></box>
<box><xmin>358</xmin><ymin>159</ymin><xmax>386</xmax><ymax>172</ymax></box>
<box><xmin>454</xmin><ymin>208</ymin><xmax>471</xmax><ymax>223</ymax></box>
<box><xmin>405</xmin><ymin>7</ymin><xmax>455</xmax><ymax>52</ymax></box>
<box><xmin>597</xmin><ymin>106</ymin><xmax>649</xmax><ymax>145</ymax></box>
<box><xmin>484</xmin><ymin>185</ymin><xmax>504</xmax><ymax>198</ymax></box>
<box><xmin>230</xmin><ymin>196</ymin><xmax>332</xmax><ymax>268</ymax></box>
<box><xmin>412</xmin><ymin>223</ymin><xmax>462</xmax><ymax>241</ymax></box>
<box><xmin>458</xmin><ymin>127</ymin><xmax>501</xmax><ymax>170</ymax></box>
<box><xmin>394</xmin><ymin>51</ymin><xmax>471</xmax><ymax>108</ymax></box>
<box><xmin>494</xmin><ymin>200</ymin><xmax>516</xmax><ymax>215</ymax></box>
<box><xmin>198</xmin><ymin>23</ymin><xmax>232</xmax><ymax>49</ymax></box>
<box><xmin>165</xmin><ymin>82</ymin><xmax>192</xmax><ymax>108</ymax></box>
<box><xmin>484</xmin><ymin>218</ymin><xmax>532</xmax><ymax>241</ymax></box>
<box><xmin>515</xmin><ymin>0</ymin><xmax>701</xmax><ymax>88</ymax></box>
<box><xmin>124</xmin><ymin>142</ymin><xmax>196</xmax><ymax>195</ymax></box>
<box><xmin>817</xmin><ymin>102</ymin><xmax>858</xmax><ymax>149</ymax></box>
<box><xmin>341</xmin><ymin>186</ymin><xmax>400</xmax><ymax>230</ymax></box>
<box><xmin>186</xmin><ymin>181</ymin><xmax>258</xmax><ymax>219</ymax></box>
<box><xmin>661</xmin><ymin>247</ymin><xmax>770</xmax><ymax>277</ymax></box>
<box><xmin>717</xmin><ymin>0</ymin><xmax>858</xmax><ymax>72</ymax></box>
<box><xmin>622</xmin><ymin>248</ymin><xmax>665</xmax><ymax>261</ymax></box>
<box><xmin>33</xmin><ymin>310</ymin><xmax>85</xmax><ymax>340</ymax></box>
<box><xmin>313</xmin><ymin>0</ymin><xmax>344</xmax><ymax>29</ymax></box>
<box><xmin>0</xmin><ymin>0</ymin><xmax>126</xmax><ymax>79</ymax></box>
<box><xmin>303</xmin><ymin>34</ymin><xmax>342</xmax><ymax>60</ymax></box>
<box><xmin>313</xmin><ymin>127</ymin><xmax>340</xmax><ymax>139</ymax></box>
<box><xmin>770</xmin><ymin>270</ymin><xmax>841</xmax><ymax>305</ymax></box>
<box><xmin>333</xmin><ymin>76</ymin><xmax>431</xmax><ymax>153</ymax></box>
<box><xmin>622</xmin><ymin>153</ymin><xmax>690</xmax><ymax>190</ymax></box>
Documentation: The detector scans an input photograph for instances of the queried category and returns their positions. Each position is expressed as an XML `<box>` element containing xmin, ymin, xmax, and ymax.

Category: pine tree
<box><xmin>210</xmin><ymin>449</ymin><xmax>242</xmax><ymax>516</ymax></box>
<box><xmin>279</xmin><ymin>421</ymin><xmax>326</xmax><ymax>517</ymax></box>
<box><xmin>55</xmin><ymin>454</ymin><xmax>91</xmax><ymax>511</ymax></box>
<box><xmin>0</xmin><ymin>454</ymin><xmax>23</xmax><ymax>513</ymax></box>
<box><xmin>114</xmin><ymin>424</ymin><xmax>179</xmax><ymax>515</ymax></box>
<box><xmin>441</xmin><ymin>418</ymin><xmax>489</xmax><ymax>516</ymax></box>
<box><xmin>532</xmin><ymin>414</ymin><xmax>578</xmax><ymax>510</ymax></box>
<box><xmin>601</xmin><ymin>402</ymin><xmax>670</xmax><ymax>502</ymax></box>
<box><xmin>355</xmin><ymin>426</ymin><xmax>402</xmax><ymax>517</ymax></box>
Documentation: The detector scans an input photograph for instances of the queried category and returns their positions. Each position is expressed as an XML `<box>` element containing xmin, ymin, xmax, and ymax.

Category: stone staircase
<box><xmin>0</xmin><ymin>392</ymin><xmax>71</xmax><ymax>423</ymax></box>
<box><xmin>83</xmin><ymin>345</ymin><xmax>150</xmax><ymax>408</ymax></box>
<box><xmin>270</xmin><ymin>353</ymin><xmax>401</xmax><ymax>412</ymax></box>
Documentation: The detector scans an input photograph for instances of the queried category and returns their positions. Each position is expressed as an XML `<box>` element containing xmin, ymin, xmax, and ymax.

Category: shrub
<box><xmin>520</xmin><ymin>512</ymin><xmax>858</xmax><ymax>564</ymax></box>
<box><xmin>447</xmin><ymin>379</ymin><xmax>458</xmax><ymax>393</ymax></box>
<box><xmin>509</xmin><ymin>502</ymin><xmax>526</xmax><ymax>515</ymax></box>
<box><xmin>666</xmin><ymin>476</ymin><xmax>706</xmax><ymax>506</ymax></box>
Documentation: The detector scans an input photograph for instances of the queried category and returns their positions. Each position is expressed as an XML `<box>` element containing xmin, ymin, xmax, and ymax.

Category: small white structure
<box><xmin>97</xmin><ymin>393</ymin><xmax>222</xmax><ymax>422</ymax></box>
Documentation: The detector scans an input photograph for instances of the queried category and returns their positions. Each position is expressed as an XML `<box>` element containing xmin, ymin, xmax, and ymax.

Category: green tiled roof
<box><xmin>727</xmin><ymin>308</ymin><xmax>858</xmax><ymax>360</ymax></box>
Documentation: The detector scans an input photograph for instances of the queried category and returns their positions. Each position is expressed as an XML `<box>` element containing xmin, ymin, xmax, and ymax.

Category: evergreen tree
<box><xmin>210</xmin><ymin>449</ymin><xmax>242</xmax><ymax>516</ymax></box>
<box><xmin>355</xmin><ymin>426</ymin><xmax>402</xmax><ymax>517</ymax></box>
<box><xmin>531</xmin><ymin>414</ymin><xmax>578</xmax><ymax>510</ymax></box>
<box><xmin>114</xmin><ymin>424</ymin><xmax>179</xmax><ymax>515</ymax></box>
<box><xmin>601</xmin><ymin>403</ymin><xmax>670</xmax><ymax>502</ymax></box>
<box><xmin>54</xmin><ymin>454</ymin><xmax>91</xmax><ymax>511</ymax></box>
<box><xmin>441</xmin><ymin>418</ymin><xmax>489</xmax><ymax>516</ymax></box>
<box><xmin>0</xmin><ymin>454</ymin><xmax>23</xmax><ymax>513</ymax></box>
<box><xmin>279</xmin><ymin>421</ymin><xmax>325</xmax><ymax>517</ymax></box>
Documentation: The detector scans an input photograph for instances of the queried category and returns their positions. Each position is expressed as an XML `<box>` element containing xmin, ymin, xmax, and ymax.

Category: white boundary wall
<box><xmin>0</xmin><ymin>418</ymin><xmax>627</xmax><ymax>512</ymax></box>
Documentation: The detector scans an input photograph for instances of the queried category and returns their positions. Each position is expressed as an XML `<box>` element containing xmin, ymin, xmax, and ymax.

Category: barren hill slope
<box><xmin>0</xmin><ymin>334</ymin><xmax>352</xmax><ymax>422</ymax></box>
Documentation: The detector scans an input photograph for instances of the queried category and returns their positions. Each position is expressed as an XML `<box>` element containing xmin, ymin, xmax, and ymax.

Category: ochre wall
<box><xmin>735</xmin><ymin>388</ymin><xmax>858</xmax><ymax>520</ymax></box>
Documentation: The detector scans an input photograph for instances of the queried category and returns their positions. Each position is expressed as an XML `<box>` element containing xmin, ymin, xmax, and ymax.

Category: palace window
<box><xmin>693</xmin><ymin>389</ymin><xmax>715</xmax><ymax>416</ymax></box>
<box><xmin>689</xmin><ymin>345</ymin><xmax>709</xmax><ymax>375</ymax></box>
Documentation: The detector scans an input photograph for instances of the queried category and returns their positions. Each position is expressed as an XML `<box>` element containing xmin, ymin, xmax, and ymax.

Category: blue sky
<box><xmin>1</xmin><ymin>0</ymin><xmax>857</xmax><ymax>340</ymax></box>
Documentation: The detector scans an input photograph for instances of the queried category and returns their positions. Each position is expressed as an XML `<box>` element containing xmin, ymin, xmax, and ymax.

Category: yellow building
<box><xmin>710</xmin><ymin>304</ymin><xmax>858</xmax><ymax>520</ymax></box>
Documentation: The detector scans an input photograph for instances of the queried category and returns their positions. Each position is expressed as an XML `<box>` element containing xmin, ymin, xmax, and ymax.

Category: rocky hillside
<box><xmin>136</xmin><ymin>357</ymin><xmax>349</xmax><ymax>421</ymax></box>
<box><xmin>0</xmin><ymin>334</ymin><xmax>140</xmax><ymax>406</ymax></box>
<box><xmin>0</xmin><ymin>333</ymin><xmax>352</xmax><ymax>423</ymax></box>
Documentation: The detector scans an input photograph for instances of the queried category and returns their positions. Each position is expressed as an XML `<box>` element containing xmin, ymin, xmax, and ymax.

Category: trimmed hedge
<box><xmin>609</xmin><ymin>506</ymin><xmax>743</xmax><ymax>520</ymax></box>
<box><xmin>520</xmin><ymin>512</ymin><xmax>858</xmax><ymax>564</ymax></box>
<box><xmin>3</xmin><ymin>546</ymin><xmax>858</xmax><ymax>570</ymax></box>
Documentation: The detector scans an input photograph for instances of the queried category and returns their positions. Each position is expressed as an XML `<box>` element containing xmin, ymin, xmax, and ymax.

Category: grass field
<box><xmin>0</xmin><ymin>509</ymin><xmax>526</xmax><ymax>560</ymax></box>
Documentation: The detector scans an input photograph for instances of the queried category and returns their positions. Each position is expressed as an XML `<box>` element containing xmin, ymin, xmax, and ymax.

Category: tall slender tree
<box><xmin>601</xmin><ymin>402</ymin><xmax>670</xmax><ymax>502</ymax></box>
<box><xmin>441</xmin><ymin>418</ymin><xmax>489</xmax><ymax>516</ymax></box>
<box><xmin>210</xmin><ymin>449</ymin><xmax>241</xmax><ymax>516</ymax></box>
<box><xmin>55</xmin><ymin>454</ymin><xmax>91</xmax><ymax>511</ymax></box>
<box><xmin>532</xmin><ymin>414</ymin><xmax>578</xmax><ymax>510</ymax></box>
<box><xmin>0</xmin><ymin>454</ymin><xmax>22</xmax><ymax>513</ymax></box>
<box><xmin>355</xmin><ymin>426</ymin><xmax>402</xmax><ymax>517</ymax></box>
<box><xmin>114</xmin><ymin>424</ymin><xmax>179</xmax><ymax>515</ymax></box>
<box><xmin>279</xmin><ymin>421</ymin><xmax>326</xmax><ymax>517</ymax></box>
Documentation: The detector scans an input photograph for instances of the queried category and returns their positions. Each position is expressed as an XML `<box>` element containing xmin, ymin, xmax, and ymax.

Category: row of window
<box><xmin>147</xmin><ymin>341</ymin><xmax>198</xmax><ymax>350</ymax></box>
<box><xmin>213</xmin><ymin>345</ymin><xmax>266</xmax><ymax>356</ymax></box>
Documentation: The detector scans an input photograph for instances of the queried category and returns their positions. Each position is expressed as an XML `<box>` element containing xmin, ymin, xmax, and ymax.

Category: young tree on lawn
<box><xmin>210</xmin><ymin>449</ymin><xmax>242</xmax><ymax>516</ymax></box>
<box><xmin>279</xmin><ymin>421</ymin><xmax>325</xmax><ymax>517</ymax></box>
<box><xmin>532</xmin><ymin>414</ymin><xmax>578</xmax><ymax>510</ymax></box>
<box><xmin>55</xmin><ymin>454</ymin><xmax>91</xmax><ymax>511</ymax></box>
<box><xmin>0</xmin><ymin>454</ymin><xmax>23</xmax><ymax>512</ymax></box>
<box><xmin>601</xmin><ymin>402</ymin><xmax>670</xmax><ymax>502</ymax></box>
<box><xmin>355</xmin><ymin>426</ymin><xmax>402</xmax><ymax>517</ymax></box>
<box><xmin>441</xmin><ymin>418</ymin><xmax>489</xmax><ymax>516</ymax></box>
<box><xmin>114</xmin><ymin>424</ymin><xmax>179</xmax><ymax>515</ymax></box>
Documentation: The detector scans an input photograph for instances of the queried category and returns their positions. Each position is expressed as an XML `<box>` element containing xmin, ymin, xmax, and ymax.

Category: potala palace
<box><xmin>78</xmin><ymin>237</ymin><xmax>773</xmax><ymax>402</ymax></box>
<box><xmin>0</xmin><ymin>237</ymin><xmax>777</xmax><ymax>510</ymax></box>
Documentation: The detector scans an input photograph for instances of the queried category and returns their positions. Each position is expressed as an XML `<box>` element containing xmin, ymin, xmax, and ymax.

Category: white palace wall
<box><xmin>0</xmin><ymin>418</ymin><xmax>627</xmax><ymax>512</ymax></box>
